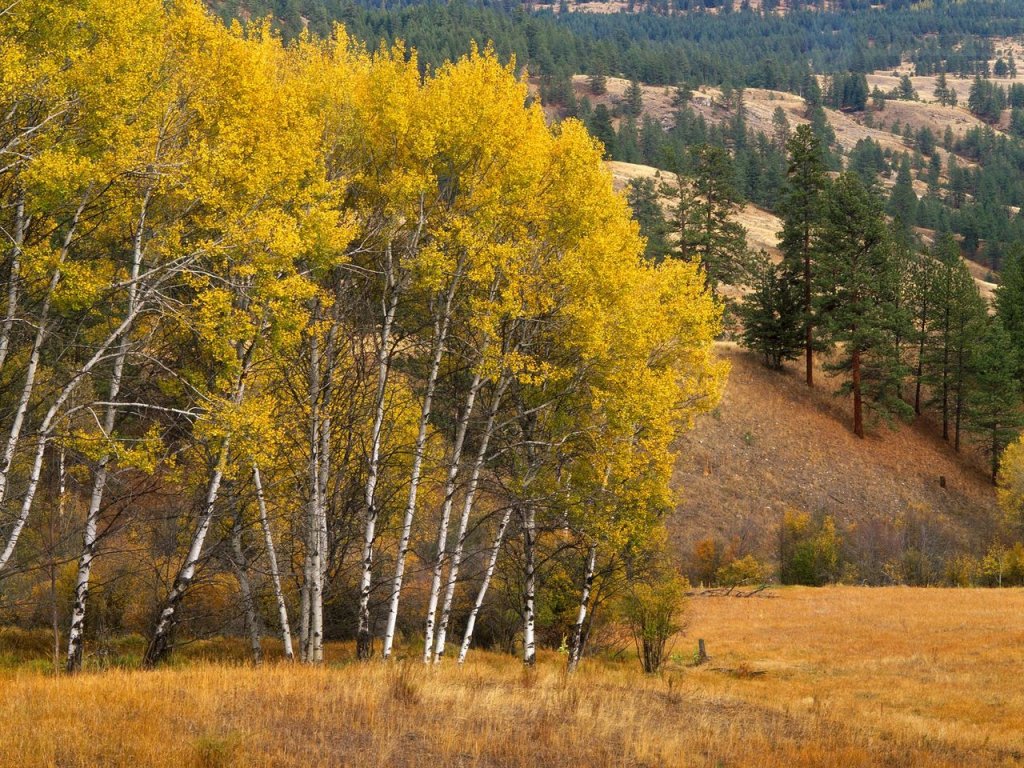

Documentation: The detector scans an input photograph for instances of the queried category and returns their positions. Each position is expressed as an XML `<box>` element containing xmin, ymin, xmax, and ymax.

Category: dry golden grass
<box><xmin>2</xmin><ymin>587</ymin><xmax>1023</xmax><ymax>767</ymax></box>
<box><xmin>672</xmin><ymin>343</ymin><xmax>1000</xmax><ymax>557</ymax></box>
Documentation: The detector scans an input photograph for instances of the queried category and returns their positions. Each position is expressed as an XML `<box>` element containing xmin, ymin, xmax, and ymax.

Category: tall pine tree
<box><xmin>813</xmin><ymin>173</ymin><xmax>908</xmax><ymax>437</ymax></box>
<box><xmin>779</xmin><ymin>125</ymin><xmax>827</xmax><ymax>387</ymax></box>
<box><xmin>965</xmin><ymin>318</ymin><xmax>1024</xmax><ymax>482</ymax></box>
<box><xmin>996</xmin><ymin>242</ymin><xmax>1024</xmax><ymax>382</ymax></box>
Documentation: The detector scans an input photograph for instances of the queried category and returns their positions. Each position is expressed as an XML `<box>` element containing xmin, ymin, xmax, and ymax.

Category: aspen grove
<box><xmin>0</xmin><ymin>0</ymin><xmax>725</xmax><ymax>670</ymax></box>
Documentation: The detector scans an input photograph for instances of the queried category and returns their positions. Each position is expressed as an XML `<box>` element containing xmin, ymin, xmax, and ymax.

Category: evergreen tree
<box><xmin>996</xmin><ymin>242</ymin><xmax>1024</xmax><ymax>381</ymax></box>
<box><xmin>933</xmin><ymin>71</ymin><xmax>956</xmax><ymax>106</ymax></box>
<box><xmin>771</xmin><ymin>106</ymin><xmax>791</xmax><ymax>150</ymax></box>
<box><xmin>923</xmin><ymin>234</ymin><xmax>987</xmax><ymax>447</ymax></box>
<box><xmin>626</xmin><ymin>177</ymin><xmax>672</xmax><ymax>262</ymax></box>
<box><xmin>813</xmin><ymin>173</ymin><xmax>909</xmax><ymax>437</ymax></box>
<box><xmin>779</xmin><ymin>125</ymin><xmax>827</xmax><ymax>386</ymax></box>
<box><xmin>588</xmin><ymin>104</ymin><xmax>617</xmax><ymax>157</ymax></box>
<box><xmin>668</xmin><ymin>144</ymin><xmax>747</xmax><ymax>293</ymax></box>
<box><xmin>926</xmin><ymin>152</ymin><xmax>942</xmax><ymax>197</ymax></box>
<box><xmin>965</xmin><ymin>318</ymin><xmax>1024</xmax><ymax>482</ymax></box>
<box><xmin>738</xmin><ymin>251</ymin><xmax>804</xmax><ymax>369</ymax></box>
<box><xmin>908</xmin><ymin>249</ymin><xmax>936</xmax><ymax>415</ymax></box>
<box><xmin>616</xmin><ymin>117</ymin><xmax>642</xmax><ymax>162</ymax></box>
<box><xmin>887</xmin><ymin>154</ymin><xmax>917</xmax><ymax>233</ymax></box>
<box><xmin>893</xmin><ymin>73</ymin><xmax>918</xmax><ymax>101</ymax></box>
<box><xmin>624</xmin><ymin>78</ymin><xmax>644</xmax><ymax>117</ymax></box>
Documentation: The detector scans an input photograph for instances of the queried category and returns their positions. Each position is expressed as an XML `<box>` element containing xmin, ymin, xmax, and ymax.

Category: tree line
<box><xmin>0</xmin><ymin>0</ymin><xmax>725</xmax><ymax>671</ymax></box>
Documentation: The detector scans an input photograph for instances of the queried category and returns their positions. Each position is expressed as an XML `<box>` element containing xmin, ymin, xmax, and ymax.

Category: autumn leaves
<box><xmin>0</xmin><ymin>1</ymin><xmax>723</xmax><ymax>667</ymax></box>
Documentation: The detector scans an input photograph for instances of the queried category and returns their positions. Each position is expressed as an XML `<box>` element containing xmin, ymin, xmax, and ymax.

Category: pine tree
<box><xmin>996</xmin><ymin>243</ymin><xmax>1024</xmax><ymax>382</ymax></box>
<box><xmin>923</xmin><ymin>234</ymin><xmax>987</xmax><ymax>447</ymax></box>
<box><xmin>964</xmin><ymin>318</ymin><xmax>1024</xmax><ymax>482</ymax></box>
<box><xmin>887</xmin><ymin>154</ymin><xmax>918</xmax><ymax>233</ymax></box>
<box><xmin>779</xmin><ymin>125</ymin><xmax>827</xmax><ymax>386</ymax></box>
<box><xmin>926</xmin><ymin>152</ymin><xmax>942</xmax><ymax>197</ymax></box>
<box><xmin>934</xmin><ymin>71</ymin><xmax>958</xmax><ymax>107</ymax></box>
<box><xmin>667</xmin><ymin>144</ymin><xmax>747</xmax><ymax>293</ymax></box>
<box><xmin>738</xmin><ymin>251</ymin><xmax>804</xmax><ymax>369</ymax></box>
<box><xmin>894</xmin><ymin>74</ymin><xmax>918</xmax><ymax>101</ymax></box>
<box><xmin>624</xmin><ymin>78</ymin><xmax>644</xmax><ymax>117</ymax></box>
<box><xmin>588</xmin><ymin>103</ymin><xmax>616</xmax><ymax>157</ymax></box>
<box><xmin>626</xmin><ymin>177</ymin><xmax>672</xmax><ymax>262</ymax></box>
<box><xmin>771</xmin><ymin>106</ymin><xmax>790</xmax><ymax>150</ymax></box>
<box><xmin>813</xmin><ymin>173</ymin><xmax>909</xmax><ymax>437</ymax></box>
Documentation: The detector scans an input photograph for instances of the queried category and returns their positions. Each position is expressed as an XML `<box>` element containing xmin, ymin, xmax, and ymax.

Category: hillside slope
<box><xmin>670</xmin><ymin>344</ymin><xmax>1002</xmax><ymax>579</ymax></box>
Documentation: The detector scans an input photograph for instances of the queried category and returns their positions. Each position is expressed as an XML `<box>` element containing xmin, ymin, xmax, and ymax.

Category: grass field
<box><xmin>2</xmin><ymin>587</ymin><xmax>1023</xmax><ymax>767</ymax></box>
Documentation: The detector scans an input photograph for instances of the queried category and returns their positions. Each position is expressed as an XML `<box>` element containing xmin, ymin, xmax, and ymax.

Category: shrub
<box><xmin>979</xmin><ymin>543</ymin><xmax>1024</xmax><ymax>586</ymax></box>
<box><xmin>715</xmin><ymin>554</ymin><xmax>770</xmax><ymax>587</ymax></box>
<box><xmin>617</xmin><ymin>570</ymin><xmax>688</xmax><ymax>674</ymax></box>
<box><xmin>779</xmin><ymin>511</ymin><xmax>843</xmax><ymax>585</ymax></box>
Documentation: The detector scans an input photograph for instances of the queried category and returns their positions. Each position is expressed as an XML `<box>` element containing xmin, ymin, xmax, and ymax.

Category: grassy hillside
<box><xmin>670</xmin><ymin>344</ymin><xmax>1003</xmax><ymax>581</ymax></box>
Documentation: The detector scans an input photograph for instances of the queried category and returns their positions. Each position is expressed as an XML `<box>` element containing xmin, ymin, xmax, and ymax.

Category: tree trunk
<box><xmin>567</xmin><ymin>544</ymin><xmax>597</xmax><ymax>673</ymax></box>
<box><xmin>0</xmin><ymin>214</ymin><xmax>73</xmax><ymax>510</ymax></box>
<box><xmin>422</xmin><ymin>368</ymin><xmax>484</xmax><ymax>663</ymax></box>
<box><xmin>941</xmin><ymin>310</ymin><xmax>951</xmax><ymax>441</ymax></box>
<box><xmin>305</xmin><ymin>326</ymin><xmax>324</xmax><ymax>664</ymax></box>
<box><xmin>522</xmin><ymin>505</ymin><xmax>537</xmax><ymax>666</ymax></box>
<box><xmin>143</xmin><ymin>340</ymin><xmax>254</xmax><ymax>667</ymax></box>
<box><xmin>0</xmin><ymin>264</ymin><xmax>155</xmax><ymax>575</ymax></box>
<box><xmin>914</xmin><ymin>334</ymin><xmax>926</xmax><ymax>416</ymax></box>
<box><xmin>143</xmin><ymin>443</ymin><xmax>229</xmax><ymax>667</ymax></box>
<box><xmin>954</xmin><ymin>338</ymin><xmax>966</xmax><ymax>453</ymax></box>
<box><xmin>252</xmin><ymin>465</ymin><xmax>293</xmax><ymax>660</ymax></box>
<box><xmin>852</xmin><ymin>346</ymin><xmax>864</xmax><ymax>438</ymax></box>
<box><xmin>804</xmin><ymin>230</ymin><xmax>813</xmax><ymax>387</ymax></box>
<box><xmin>357</xmin><ymin>257</ymin><xmax>401</xmax><ymax>661</ymax></box>
<box><xmin>298</xmin><ymin>571</ymin><xmax>311</xmax><ymax>662</ymax></box>
<box><xmin>314</xmin><ymin>315</ymin><xmax>336</xmax><ymax>662</ymax></box>
<box><xmin>0</xmin><ymin>193</ymin><xmax>25</xmax><ymax>374</ymax></box>
<box><xmin>433</xmin><ymin>374</ymin><xmax>509</xmax><ymax>661</ymax></box>
<box><xmin>67</xmin><ymin>189</ymin><xmax>149</xmax><ymax>673</ymax></box>
<box><xmin>382</xmin><ymin>273</ymin><xmax>460</xmax><ymax>660</ymax></box>
<box><xmin>456</xmin><ymin>507</ymin><xmax>513</xmax><ymax>665</ymax></box>
<box><xmin>230</xmin><ymin>513</ymin><xmax>263</xmax><ymax>665</ymax></box>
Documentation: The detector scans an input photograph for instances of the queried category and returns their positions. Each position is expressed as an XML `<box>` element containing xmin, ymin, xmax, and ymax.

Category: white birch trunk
<box><xmin>305</xmin><ymin>329</ymin><xmax>324</xmax><ymax>664</ymax></box>
<box><xmin>143</xmin><ymin>342</ymin><xmax>255</xmax><ymax>666</ymax></box>
<box><xmin>456</xmin><ymin>506</ymin><xmax>513</xmax><ymax>665</ymax></box>
<box><xmin>143</xmin><ymin>443</ymin><xmax>229</xmax><ymax>666</ymax></box>
<box><xmin>0</xmin><ymin>292</ymin><xmax>151</xmax><ymax>575</ymax></box>
<box><xmin>421</xmin><ymin>368</ymin><xmax>484</xmax><ymax>663</ymax></box>
<box><xmin>433</xmin><ymin>374</ymin><xmax>509</xmax><ymax>660</ymax></box>
<box><xmin>0</xmin><ymin>193</ymin><xmax>25</xmax><ymax>373</ymax></box>
<box><xmin>252</xmin><ymin>464</ymin><xmax>293</xmax><ymax>660</ymax></box>
<box><xmin>522</xmin><ymin>505</ymin><xmax>537</xmax><ymax>666</ymax></box>
<box><xmin>230</xmin><ymin>514</ymin><xmax>263</xmax><ymax>664</ymax></box>
<box><xmin>66</xmin><ymin>188</ymin><xmax>149</xmax><ymax>673</ymax></box>
<box><xmin>298</xmin><ymin>572</ymin><xmax>311</xmax><ymax>662</ymax></box>
<box><xmin>0</xmin><ymin>203</ymin><xmax>82</xmax><ymax>510</ymax></box>
<box><xmin>567</xmin><ymin>544</ymin><xmax>597</xmax><ymax>673</ymax></box>
<box><xmin>381</xmin><ymin>275</ymin><xmax>459</xmax><ymax>660</ymax></box>
<box><xmin>311</xmin><ymin>315</ymin><xmax>336</xmax><ymax>663</ymax></box>
<box><xmin>356</xmin><ymin>255</ymin><xmax>400</xmax><ymax>660</ymax></box>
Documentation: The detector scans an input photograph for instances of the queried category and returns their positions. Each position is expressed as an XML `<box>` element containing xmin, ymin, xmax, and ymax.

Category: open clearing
<box><xmin>1</xmin><ymin>587</ymin><xmax>1022</xmax><ymax>767</ymax></box>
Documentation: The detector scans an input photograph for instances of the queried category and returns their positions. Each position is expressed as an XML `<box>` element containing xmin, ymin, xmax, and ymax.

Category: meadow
<box><xmin>2</xmin><ymin>586</ymin><xmax>1023</xmax><ymax>767</ymax></box>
